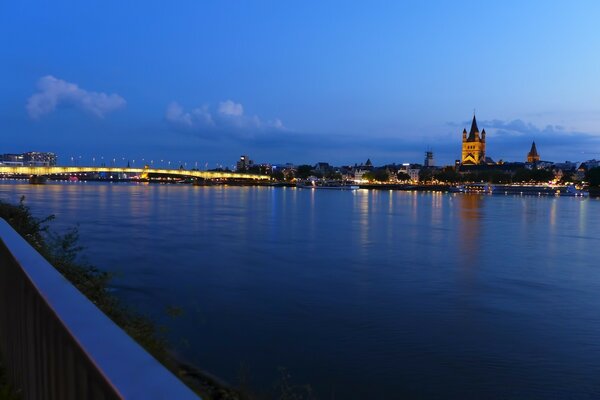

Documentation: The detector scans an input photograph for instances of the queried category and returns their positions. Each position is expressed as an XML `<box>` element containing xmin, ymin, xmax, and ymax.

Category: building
<box><xmin>461</xmin><ymin>114</ymin><xmax>486</xmax><ymax>165</ymax></box>
<box><xmin>314</xmin><ymin>162</ymin><xmax>332</xmax><ymax>174</ymax></box>
<box><xmin>236</xmin><ymin>155</ymin><xmax>253</xmax><ymax>171</ymax></box>
<box><xmin>407</xmin><ymin>167</ymin><xmax>421</xmax><ymax>182</ymax></box>
<box><xmin>398</xmin><ymin>164</ymin><xmax>421</xmax><ymax>182</ymax></box>
<box><xmin>23</xmin><ymin>152</ymin><xmax>57</xmax><ymax>166</ymax></box>
<box><xmin>526</xmin><ymin>142</ymin><xmax>540</xmax><ymax>163</ymax></box>
<box><xmin>0</xmin><ymin>152</ymin><xmax>56</xmax><ymax>166</ymax></box>
<box><xmin>424</xmin><ymin>151</ymin><xmax>434</xmax><ymax>167</ymax></box>
<box><xmin>0</xmin><ymin>154</ymin><xmax>24</xmax><ymax>166</ymax></box>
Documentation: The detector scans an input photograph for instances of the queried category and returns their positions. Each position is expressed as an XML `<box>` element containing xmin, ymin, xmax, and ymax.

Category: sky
<box><xmin>2</xmin><ymin>0</ymin><xmax>600</xmax><ymax>168</ymax></box>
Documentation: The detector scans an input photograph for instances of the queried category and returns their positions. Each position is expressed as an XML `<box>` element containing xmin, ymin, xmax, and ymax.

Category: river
<box><xmin>1</xmin><ymin>181</ymin><xmax>600</xmax><ymax>399</ymax></box>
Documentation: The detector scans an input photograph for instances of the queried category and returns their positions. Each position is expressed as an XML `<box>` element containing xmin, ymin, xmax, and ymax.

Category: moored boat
<box><xmin>296</xmin><ymin>180</ymin><xmax>359</xmax><ymax>190</ymax></box>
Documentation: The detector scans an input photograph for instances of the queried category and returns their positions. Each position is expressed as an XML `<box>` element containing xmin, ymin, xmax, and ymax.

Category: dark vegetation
<box><xmin>586</xmin><ymin>167</ymin><xmax>600</xmax><ymax>187</ymax></box>
<box><xmin>586</xmin><ymin>167</ymin><xmax>600</xmax><ymax>196</ymax></box>
<box><xmin>0</xmin><ymin>198</ymin><xmax>316</xmax><ymax>400</ymax></box>
<box><xmin>0</xmin><ymin>360</ymin><xmax>20</xmax><ymax>400</ymax></box>
<box><xmin>419</xmin><ymin>167</ymin><xmax>557</xmax><ymax>184</ymax></box>
<box><xmin>363</xmin><ymin>169</ymin><xmax>390</xmax><ymax>182</ymax></box>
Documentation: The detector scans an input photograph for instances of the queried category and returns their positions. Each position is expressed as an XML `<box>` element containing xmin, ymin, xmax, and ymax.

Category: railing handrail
<box><xmin>0</xmin><ymin>218</ymin><xmax>199</xmax><ymax>399</ymax></box>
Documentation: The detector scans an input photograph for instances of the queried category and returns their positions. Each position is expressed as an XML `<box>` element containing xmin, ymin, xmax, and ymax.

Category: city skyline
<box><xmin>3</xmin><ymin>1</ymin><xmax>600</xmax><ymax>165</ymax></box>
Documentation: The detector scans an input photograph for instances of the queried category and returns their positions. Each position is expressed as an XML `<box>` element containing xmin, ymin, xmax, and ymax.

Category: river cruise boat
<box><xmin>456</xmin><ymin>183</ymin><xmax>587</xmax><ymax>197</ymax></box>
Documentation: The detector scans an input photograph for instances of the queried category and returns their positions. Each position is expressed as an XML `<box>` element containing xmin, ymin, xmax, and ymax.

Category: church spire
<box><xmin>469</xmin><ymin>114</ymin><xmax>479</xmax><ymax>137</ymax></box>
<box><xmin>527</xmin><ymin>141</ymin><xmax>540</xmax><ymax>163</ymax></box>
<box><xmin>529</xmin><ymin>141</ymin><xmax>538</xmax><ymax>156</ymax></box>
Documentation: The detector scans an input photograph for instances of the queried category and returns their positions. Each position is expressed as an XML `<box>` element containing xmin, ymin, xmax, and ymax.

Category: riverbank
<box><xmin>0</xmin><ymin>198</ymin><xmax>243</xmax><ymax>400</ymax></box>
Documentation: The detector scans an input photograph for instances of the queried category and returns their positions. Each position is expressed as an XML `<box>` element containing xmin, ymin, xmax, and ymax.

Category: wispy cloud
<box><xmin>165</xmin><ymin>100</ymin><xmax>285</xmax><ymax>135</ymax></box>
<box><xmin>218</xmin><ymin>100</ymin><xmax>244</xmax><ymax>117</ymax></box>
<box><xmin>27</xmin><ymin>75</ymin><xmax>126</xmax><ymax>119</ymax></box>
<box><xmin>479</xmin><ymin>119</ymin><xmax>565</xmax><ymax>137</ymax></box>
<box><xmin>165</xmin><ymin>102</ymin><xmax>214</xmax><ymax>127</ymax></box>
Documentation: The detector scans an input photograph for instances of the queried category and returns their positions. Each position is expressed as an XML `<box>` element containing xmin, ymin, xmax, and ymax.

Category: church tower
<box><xmin>461</xmin><ymin>114</ymin><xmax>486</xmax><ymax>165</ymax></box>
<box><xmin>527</xmin><ymin>141</ymin><xmax>540</xmax><ymax>163</ymax></box>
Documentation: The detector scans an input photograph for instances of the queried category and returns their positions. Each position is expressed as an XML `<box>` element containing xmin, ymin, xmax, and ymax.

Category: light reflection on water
<box><xmin>1</xmin><ymin>181</ymin><xmax>600</xmax><ymax>399</ymax></box>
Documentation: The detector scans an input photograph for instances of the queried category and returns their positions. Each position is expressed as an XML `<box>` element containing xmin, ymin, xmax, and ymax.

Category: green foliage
<box><xmin>0</xmin><ymin>196</ymin><xmax>53</xmax><ymax>251</ymax></box>
<box><xmin>372</xmin><ymin>169</ymin><xmax>390</xmax><ymax>182</ymax></box>
<box><xmin>586</xmin><ymin>167</ymin><xmax>600</xmax><ymax>187</ymax></box>
<box><xmin>363</xmin><ymin>169</ymin><xmax>389</xmax><ymax>182</ymax></box>
<box><xmin>295</xmin><ymin>165</ymin><xmax>313</xmax><ymax>180</ymax></box>
<box><xmin>418</xmin><ymin>169</ymin><xmax>434</xmax><ymax>182</ymax></box>
<box><xmin>324</xmin><ymin>170</ymin><xmax>342</xmax><ymax>180</ymax></box>
<box><xmin>512</xmin><ymin>168</ymin><xmax>554</xmax><ymax>183</ymax></box>
<box><xmin>0</xmin><ymin>198</ymin><xmax>169</xmax><ymax>366</ymax></box>
<box><xmin>559</xmin><ymin>170</ymin><xmax>575</xmax><ymax>183</ymax></box>
<box><xmin>0</xmin><ymin>361</ymin><xmax>21</xmax><ymax>400</ymax></box>
<box><xmin>435</xmin><ymin>169</ymin><xmax>462</xmax><ymax>183</ymax></box>
<box><xmin>270</xmin><ymin>169</ymin><xmax>285</xmax><ymax>181</ymax></box>
<box><xmin>397</xmin><ymin>172</ymin><xmax>411</xmax><ymax>181</ymax></box>
<box><xmin>461</xmin><ymin>170</ymin><xmax>512</xmax><ymax>184</ymax></box>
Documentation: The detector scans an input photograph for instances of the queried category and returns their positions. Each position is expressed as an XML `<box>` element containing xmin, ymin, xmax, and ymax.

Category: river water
<box><xmin>1</xmin><ymin>181</ymin><xmax>600</xmax><ymax>399</ymax></box>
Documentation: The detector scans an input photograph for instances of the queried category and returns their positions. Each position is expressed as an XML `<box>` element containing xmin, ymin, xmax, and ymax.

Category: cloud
<box><xmin>27</xmin><ymin>75</ymin><xmax>126</xmax><ymax>119</ymax></box>
<box><xmin>218</xmin><ymin>100</ymin><xmax>243</xmax><ymax>117</ymax></box>
<box><xmin>478</xmin><ymin>119</ymin><xmax>566</xmax><ymax>137</ymax></box>
<box><xmin>166</xmin><ymin>102</ymin><xmax>214</xmax><ymax>127</ymax></box>
<box><xmin>447</xmin><ymin>117</ymin><xmax>600</xmax><ymax>162</ymax></box>
<box><xmin>165</xmin><ymin>99</ymin><xmax>285</xmax><ymax>134</ymax></box>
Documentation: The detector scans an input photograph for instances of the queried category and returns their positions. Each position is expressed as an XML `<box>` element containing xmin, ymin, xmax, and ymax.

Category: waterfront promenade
<box><xmin>1</xmin><ymin>182</ymin><xmax>598</xmax><ymax>398</ymax></box>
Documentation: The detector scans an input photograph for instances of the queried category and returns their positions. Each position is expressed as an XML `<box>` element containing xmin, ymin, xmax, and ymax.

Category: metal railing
<box><xmin>0</xmin><ymin>219</ymin><xmax>199</xmax><ymax>399</ymax></box>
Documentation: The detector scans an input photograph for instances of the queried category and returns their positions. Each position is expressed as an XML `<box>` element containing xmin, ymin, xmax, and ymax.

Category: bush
<box><xmin>0</xmin><ymin>198</ymin><xmax>241</xmax><ymax>399</ymax></box>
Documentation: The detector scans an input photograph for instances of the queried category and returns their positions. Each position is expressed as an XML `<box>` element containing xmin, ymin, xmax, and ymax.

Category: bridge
<box><xmin>0</xmin><ymin>165</ymin><xmax>270</xmax><ymax>180</ymax></box>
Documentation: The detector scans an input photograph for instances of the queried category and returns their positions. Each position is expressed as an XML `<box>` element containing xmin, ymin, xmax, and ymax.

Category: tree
<box><xmin>325</xmin><ymin>170</ymin><xmax>342</xmax><ymax>180</ymax></box>
<box><xmin>270</xmin><ymin>170</ymin><xmax>284</xmax><ymax>181</ymax></box>
<box><xmin>418</xmin><ymin>169</ymin><xmax>433</xmax><ymax>182</ymax></box>
<box><xmin>295</xmin><ymin>165</ymin><xmax>314</xmax><ymax>179</ymax></box>
<box><xmin>586</xmin><ymin>167</ymin><xmax>600</xmax><ymax>187</ymax></box>
<box><xmin>397</xmin><ymin>172</ymin><xmax>411</xmax><ymax>181</ymax></box>
<box><xmin>435</xmin><ymin>169</ymin><xmax>461</xmax><ymax>183</ymax></box>
<box><xmin>559</xmin><ymin>170</ymin><xmax>575</xmax><ymax>183</ymax></box>
<box><xmin>363</xmin><ymin>169</ymin><xmax>389</xmax><ymax>182</ymax></box>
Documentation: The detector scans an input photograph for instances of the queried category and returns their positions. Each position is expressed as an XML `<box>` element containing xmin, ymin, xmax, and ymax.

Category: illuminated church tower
<box><xmin>527</xmin><ymin>141</ymin><xmax>540</xmax><ymax>163</ymax></box>
<box><xmin>461</xmin><ymin>114</ymin><xmax>486</xmax><ymax>165</ymax></box>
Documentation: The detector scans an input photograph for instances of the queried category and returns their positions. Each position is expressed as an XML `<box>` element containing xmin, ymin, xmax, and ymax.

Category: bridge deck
<box><xmin>0</xmin><ymin>166</ymin><xmax>269</xmax><ymax>180</ymax></box>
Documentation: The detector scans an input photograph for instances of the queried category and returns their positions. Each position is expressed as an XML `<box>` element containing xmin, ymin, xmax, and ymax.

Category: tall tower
<box><xmin>424</xmin><ymin>150</ymin><xmax>434</xmax><ymax>167</ymax></box>
<box><xmin>527</xmin><ymin>141</ymin><xmax>540</xmax><ymax>163</ymax></box>
<box><xmin>461</xmin><ymin>114</ymin><xmax>486</xmax><ymax>165</ymax></box>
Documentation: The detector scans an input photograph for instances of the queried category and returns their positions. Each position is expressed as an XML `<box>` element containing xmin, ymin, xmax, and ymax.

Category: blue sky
<box><xmin>2</xmin><ymin>1</ymin><xmax>600</xmax><ymax>167</ymax></box>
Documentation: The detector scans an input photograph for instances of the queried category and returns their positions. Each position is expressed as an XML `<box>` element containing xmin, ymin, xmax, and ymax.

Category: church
<box><xmin>461</xmin><ymin>114</ymin><xmax>486</xmax><ymax>165</ymax></box>
<box><xmin>527</xmin><ymin>141</ymin><xmax>540</xmax><ymax>163</ymax></box>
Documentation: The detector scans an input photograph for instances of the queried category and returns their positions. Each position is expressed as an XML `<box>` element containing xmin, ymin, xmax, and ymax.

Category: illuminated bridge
<box><xmin>0</xmin><ymin>165</ymin><xmax>270</xmax><ymax>181</ymax></box>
